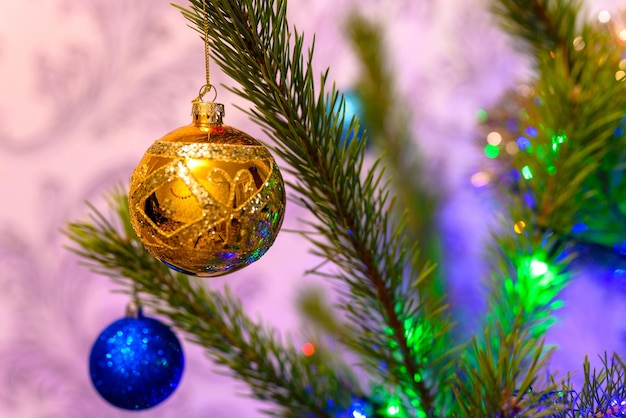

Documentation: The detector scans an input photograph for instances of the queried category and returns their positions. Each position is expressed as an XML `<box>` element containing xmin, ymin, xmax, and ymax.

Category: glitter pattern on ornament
<box><xmin>89</xmin><ymin>314</ymin><xmax>184</xmax><ymax>410</ymax></box>
<box><xmin>128</xmin><ymin>100</ymin><xmax>286</xmax><ymax>277</ymax></box>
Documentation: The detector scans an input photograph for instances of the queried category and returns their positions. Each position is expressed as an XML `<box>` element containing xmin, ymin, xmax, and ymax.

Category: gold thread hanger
<box><xmin>196</xmin><ymin>1</ymin><xmax>217</xmax><ymax>103</ymax></box>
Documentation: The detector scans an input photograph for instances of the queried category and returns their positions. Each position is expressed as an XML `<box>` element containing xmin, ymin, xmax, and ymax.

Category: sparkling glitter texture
<box><xmin>89</xmin><ymin>315</ymin><xmax>184</xmax><ymax>410</ymax></box>
<box><xmin>129</xmin><ymin>100</ymin><xmax>286</xmax><ymax>276</ymax></box>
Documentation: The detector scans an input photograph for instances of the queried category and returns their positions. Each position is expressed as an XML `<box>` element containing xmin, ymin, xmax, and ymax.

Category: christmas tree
<box><xmin>62</xmin><ymin>0</ymin><xmax>626</xmax><ymax>416</ymax></box>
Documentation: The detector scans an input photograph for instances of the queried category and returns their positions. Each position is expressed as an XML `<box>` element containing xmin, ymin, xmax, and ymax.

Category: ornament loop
<box><xmin>197</xmin><ymin>84</ymin><xmax>218</xmax><ymax>103</ymax></box>
<box><xmin>126</xmin><ymin>299</ymin><xmax>143</xmax><ymax>318</ymax></box>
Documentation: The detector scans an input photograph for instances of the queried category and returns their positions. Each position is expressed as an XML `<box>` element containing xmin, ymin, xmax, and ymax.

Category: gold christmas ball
<box><xmin>128</xmin><ymin>100</ymin><xmax>286</xmax><ymax>277</ymax></box>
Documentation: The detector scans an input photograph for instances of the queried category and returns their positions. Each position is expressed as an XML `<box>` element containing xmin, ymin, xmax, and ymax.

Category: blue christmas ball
<box><xmin>330</xmin><ymin>90</ymin><xmax>366</xmax><ymax>146</ymax></box>
<box><xmin>89</xmin><ymin>315</ymin><xmax>184</xmax><ymax>410</ymax></box>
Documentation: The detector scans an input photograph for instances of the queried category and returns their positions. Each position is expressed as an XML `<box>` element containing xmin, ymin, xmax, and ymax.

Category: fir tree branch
<box><xmin>490</xmin><ymin>0</ymin><xmax>583</xmax><ymax>55</ymax></box>
<box><xmin>488</xmin><ymin>0</ymin><xmax>626</xmax><ymax>328</ymax></box>
<box><xmin>455</xmin><ymin>0</ymin><xmax>626</xmax><ymax>410</ymax></box>
<box><xmin>64</xmin><ymin>190</ymin><xmax>360</xmax><ymax>417</ymax></box>
<box><xmin>346</xmin><ymin>14</ymin><xmax>442</xmax><ymax>299</ymax></box>
<box><xmin>543</xmin><ymin>353</ymin><xmax>626</xmax><ymax>417</ymax></box>
<box><xmin>175</xmin><ymin>0</ymin><xmax>440</xmax><ymax>414</ymax></box>
<box><xmin>453</xmin><ymin>325</ymin><xmax>556</xmax><ymax>417</ymax></box>
<box><xmin>345</xmin><ymin>13</ymin><xmax>458</xmax><ymax>413</ymax></box>
<box><xmin>567</xmin><ymin>353</ymin><xmax>626</xmax><ymax>417</ymax></box>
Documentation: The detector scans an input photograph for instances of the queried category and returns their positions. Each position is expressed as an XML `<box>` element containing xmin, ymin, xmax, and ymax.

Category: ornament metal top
<box><xmin>128</xmin><ymin>99</ymin><xmax>286</xmax><ymax>276</ymax></box>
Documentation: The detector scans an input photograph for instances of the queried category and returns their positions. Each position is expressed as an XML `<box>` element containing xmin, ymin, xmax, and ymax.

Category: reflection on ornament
<box><xmin>129</xmin><ymin>100</ymin><xmax>286</xmax><ymax>276</ymax></box>
<box><xmin>89</xmin><ymin>313</ymin><xmax>184</xmax><ymax>410</ymax></box>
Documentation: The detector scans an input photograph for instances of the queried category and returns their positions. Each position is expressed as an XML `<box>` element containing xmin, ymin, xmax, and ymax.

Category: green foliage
<box><xmin>489</xmin><ymin>0</ymin><xmax>584</xmax><ymax>55</ymax></box>
<box><xmin>490</xmin><ymin>0</ymin><xmax>626</xmax><ymax>238</ymax></box>
<box><xmin>460</xmin><ymin>0</ymin><xmax>626</xmax><ymax>414</ymax></box>
<box><xmin>173</xmin><ymin>0</ymin><xmax>454</xmax><ymax>414</ymax></box>
<box><xmin>65</xmin><ymin>190</ymin><xmax>361</xmax><ymax>417</ymax></box>
<box><xmin>347</xmin><ymin>14</ymin><xmax>457</xmax><ymax>414</ymax></box>
<box><xmin>63</xmin><ymin>0</ymin><xmax>626</xmax><ymax>416</ymax></box>
<box><xmin>562</xmin><ymin>353</ymin><xmax>626</xmax><ymax>417</ymax></box>
<box><xmin>453</xmin><ymin>325</ymin><xmax>556</xmax><ymax>417</ymax></box>
<box><xmin>346</xmin><ymin>14</ymin><xmax>443</xmax><ymax>304</ymax></box>
<box><xmin>485</xmin><ymin>0</ymin><xmax>626</xmax><ymax>325</ymax></box>
<box><xmin>527</xmin><ymin>354</ymin><xmax>626</xmax><ymax>417</ymax></box>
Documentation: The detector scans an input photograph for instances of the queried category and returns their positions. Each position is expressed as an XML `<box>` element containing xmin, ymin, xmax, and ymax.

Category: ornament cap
<box><xmin>192</xmin><ymin>99</ymin><xmax>224</xmax><ymax>126</ymax></box>
<box><xmin>125</xmin><ymin>300</ymin><xmax>143</xmax><ymax>318</ymax></box>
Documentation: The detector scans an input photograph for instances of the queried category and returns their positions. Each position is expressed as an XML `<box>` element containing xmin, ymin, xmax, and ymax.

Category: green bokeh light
<box><xmin>521</xmin><ymin>165</ymin><xmax>533</xmax><ymax>179</ymax></box>
<box><xmin>551</xmin><ymin>132</ymin><xmax>567</xmax><ymax>152</ymax></box>
<box><xmin>386</xmin><ymin>404</ymin><xmax>401</xmax><ymax>416</ymax></box>
<box><xmin>514</xmin><ymin>255</ymin><xmax>565</xmax><ymax>324</ymax></box>
<box><xmin>475</xmin><ymin>109</ymin><xmax>488</xmax><ymax>123</ymax></box>
<box><xmin>529</xmin><ymin>259</ymin><xmax>548</xmax><ymax>276</ymax></box>
<box><xmin>485</xmin><ymin>144</ymin><xmax>500</xmax><ymax>159</ymax></box>
<box><xmin>526</xmin><ymin>256</ymin><xmax>558</xmax><ymax>287</ymax></box>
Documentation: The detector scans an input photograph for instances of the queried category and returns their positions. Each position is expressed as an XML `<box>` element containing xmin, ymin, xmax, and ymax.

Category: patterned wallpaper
<box><xmin>0</xmin><ymin>0</ymin><xmax>624</xmax><ymax>417</ymax></box>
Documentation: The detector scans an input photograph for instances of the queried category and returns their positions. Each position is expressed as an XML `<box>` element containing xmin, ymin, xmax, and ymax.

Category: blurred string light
<box><xmin>301</xmin><ymin>342</ymin><xmax>315</xmax><ymax>356</ymax></box>
<box><xmin>521</xmin><ymin>255</ymin><xmax>560</xmax><ymax>290</ymax></box>
<box><xmin>614</xmin><ymin>241</ymin><xmax>626</xmax><ymax>255</ymax></box>
<box><xmin>573</xmin><ymin>36</ymin><xmax>586</xmax><ymax>51</ymax></box>
<box><xmin>516</xmin><ymin>136</ymin><xmax>531</xmax><ymax>151</ymax></box>
<box><xmin>336</xmin><ymin>397</ymin><xmax>413</xmax><ymax>418</ymax></box>
<box><xmin>487</xmin><ymin>131</ymin><xmax>502</xmax><ymax>145</ymax></box>
<box><xmin>614</xmin><ymin>268</ymin><xmax>626</xmax><ymax>291</ymax></box>
<box><xmin>470</xmin><ymin>171</ymin><xmax>491</xmax><ymax>188</ymax></box>
<box><xmin>506</xmin><ymin>142</ymin><xmax>519</xmax><ymax>155</ymax></box>
<box><xmin>502</xmin><ymin>253</ymin><xmax>565</xmax><ymax>330</ymax></box>
<box><xmin>475</xmin><ymin>109</ymin><xmax>488</xmax><ymax>123</ymax></box>
<box><xmin>381</xmin><ymin>320</ymin><xmax>429</xmax><ymax>417</ymax></box>
<box><xmin>525</xmin><ymin>126</ymin><xmax>538</xmax><ymax>138</ymax></box>
<box><xmin>598</xmin><ymin>10</ymin><xmax>612</xmax><ymax>24</ymax></box>
<box><xmin>521</xmin><ymin>166</ymin><xmax>533</xmax><ymax>180</ymax></box>
<box><xmin>607</xmin><ymin>398</ymin><xmax>626</xmax><ymax>416</ymax></box>
<box><xmin>484</xmin><ymin>143</ymin><xmax>500</xmax><ymax>159</ymax></box>
<box><xmin>386</xmin><ymin>403</ymin><xmax>401</xmax><ymax>416</ymax></box>
<box><xmin>551</xmin><ymin>132</ymin><xmax>567</xmax><ymax>152</ymax></box>
<box><xmin>571</xmin><ymin>222</ymin><xmax>587</xmax><ymax>234</ymax></box>
<box><xmin>514</xmin><ymin>221</ymin><xmax>526</xmax><ymax>234</ymax></box>
<box><xmin>346</xmin><ymin>400</ymin><xmax>369</xmax><ymax>418</ymax></box>
<box><xmin>472</xmin><ymin>19</ymin><xmax>626</xmax><ymax>302</ymax></box>
<box><xmin>529</xmin><ymin>258</ymin><xmax>549</xmax><ymax>279</ymax></box>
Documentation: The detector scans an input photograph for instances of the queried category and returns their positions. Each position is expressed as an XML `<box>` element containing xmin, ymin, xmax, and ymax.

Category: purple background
<box><xmin>0</xmin><ymin>0</ymin><xmax>624</xmax><ymax>416</ymax></box>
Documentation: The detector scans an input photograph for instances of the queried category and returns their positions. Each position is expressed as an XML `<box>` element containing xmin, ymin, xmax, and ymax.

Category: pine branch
<box><xmin>455</xmin><ymin>0</ymin><xmax>626</xmax><ymax>410</ymax></box>
<box><xmin>453</xmin><ymin>325</ymin><xmax>556</xmax><ymax>417</ymax></box>
<box><xmin>345</xmin><ymin>13</ymin><xmax>458</xmax><ymax>412</ymax></box>
<box><xmin>490</xmin><ymin>0</ymin><xmax>583</xmax><ymax>55</ymax></box>
<box><xmin>541</xmin><ymin>353</ymin><xmax>626</xmax><ymax>417</ymax></box>
<box><xmin>64</xmin><ymin>190</ymin><xmax>360</xmax><ymax>417</ymax></box>
<box><xmin>567</xmin><ymin>353</ymin><xmax>626</xmax><ymax>417</ymax></box>
<box><xmin>346</xmin><ymin>14</ymin><xmax>442</xmax><ymax>298</ymax></box>
<box><xmin>488</xmin><ymin>0</ymin><xmax>626</xmax><ymax>326</ymax></box>
<box><xmin>175</xmin><ymin>0</ymin><xmax>442</xmax><ymax>414</ymax></box>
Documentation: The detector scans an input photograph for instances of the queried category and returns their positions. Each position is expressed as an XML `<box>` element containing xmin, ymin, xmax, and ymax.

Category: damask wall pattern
<box><xmin>1</xmin><ymin>0</ymin><xmax>623</xmax><ymax>417</ymax></box>
<box><xmin>0</xmin><ymin>1</ymin><xmax>293</xmax><ymax>416</ymax></box>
